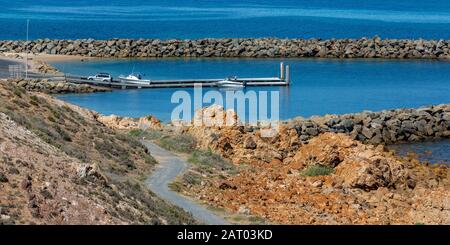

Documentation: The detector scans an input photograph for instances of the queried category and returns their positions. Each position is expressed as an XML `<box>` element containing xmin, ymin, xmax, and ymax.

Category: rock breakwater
<box><xmin>7</xmin><ymin>78</ymin><xmax>111</xmax><ymax>94</ymax></box>
<box><xmin>290</xmin><ymin>104</ymin><xmax>450</xmax><ymax>145</ymax></box>
<box><xmin>1</xmin><ymin>37</ymin><xmax>450</xmax><ymax>59</ymax></box>
<box><xmin>99</xmin><ymin>103</ymin><xmax>449</xmax><ymax>165</ymax></box>
<box><xmin>98</xmin><ymin>114</ymin><xmax>162</xmax><ymax>130</ymax></box>
<box><xmin>184</xmin><ymin>104</ymin><xmax>450</xmax><ymax>165</ymax></box>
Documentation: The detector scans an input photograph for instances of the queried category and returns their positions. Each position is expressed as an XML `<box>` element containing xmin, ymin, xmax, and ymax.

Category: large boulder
<box><xmin>291</xmin><ymin>133</ymin><xmax>412</xmax><ymax>190</ymax></box>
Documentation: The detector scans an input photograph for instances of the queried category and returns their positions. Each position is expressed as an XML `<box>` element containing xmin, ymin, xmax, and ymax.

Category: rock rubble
<box><xmin>1</xmin><ymin>37</ymin><xmax>450</xmax><ymax>59</ymax></box>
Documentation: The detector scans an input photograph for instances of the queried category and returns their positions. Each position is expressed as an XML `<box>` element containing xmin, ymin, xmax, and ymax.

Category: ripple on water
<box><xmin>388</xmin><ymin>139</ymin><xmax>450</xmax><ymax>164</ymax></box>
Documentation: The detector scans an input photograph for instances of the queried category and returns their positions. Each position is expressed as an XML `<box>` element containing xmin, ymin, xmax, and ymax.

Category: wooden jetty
<box><xmin>41</xmin><ymin>62</ymin><xmax>291</xmax><ymax>89</ymax></box>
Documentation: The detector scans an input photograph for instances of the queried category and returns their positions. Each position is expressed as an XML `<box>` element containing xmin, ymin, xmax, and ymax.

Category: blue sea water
<box><xmin>388</xmin><ymin>140</ymin><xmax>450</xmax><ymax>164</ymax></box>
<box><xmin>2</xmin><ymin>0</ymin><xmax>450</xmax><ymax>40</ymax></box>
<box><xmin>3</xmin><ymin>1</ymin><xmax>449</xmax><ymax>159</ymax></box>
<box><xmin>53</xmin><ymin>58</ymin><xmax>450</xmax><ymax>122</ymax></box>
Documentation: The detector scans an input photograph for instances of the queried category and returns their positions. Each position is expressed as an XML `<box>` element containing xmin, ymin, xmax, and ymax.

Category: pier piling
<box><xmin>285</xmin><ymin>65</ymin><xmax>291</xmax><ymax>85</ymax></box>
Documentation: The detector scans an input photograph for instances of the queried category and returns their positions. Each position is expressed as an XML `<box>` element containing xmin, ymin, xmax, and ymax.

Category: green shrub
<box><xmin>301</xmin><ymin>165</ymin><xmax>334</xmax><ymax>176</ymax></box>
<box><xmin>182</xmin><ymin>172</ymin><xmax>202</xmax><ymax>185</ymax></box>
<box><xmin>12</xmin><ymin>86</ymin><xmax>24</xmax><ymax>97</ymax></box>
<box><xmin>128</xmin><ymin>128</ymin><xmax>164</xmax><ymax>140</ymax></box>
<box><xmin>188</xmin><ymin>149</ymin><xmax>235</xmax><ymax>173</ymax></box>
<box><xmin>129</xmin><ymin>129</ymin><xmax>196</xmax><ymax>153</ymax></box>
<box><xmin>30</xmin><ymin>95</ymin><xmax>39</xmax><ymax>101</ymax></box>
<box><xmin>12</xmin><ymin>99</ymin><xmax>29</xmax><ymax>108</ymax></box>
<box><xmin>159</xmin><ymin>134</ymin><xmax>196</xmax><ymax>153</ymax></box>
<box><xmin>128</xmin><ymin>129</ymin><xmax>145</xmax><ymax>137</ymax></box>
<box><xmin>47</xmin><ymin>116</ymin><xmax>56</xmax><ymax>122</ymax></box>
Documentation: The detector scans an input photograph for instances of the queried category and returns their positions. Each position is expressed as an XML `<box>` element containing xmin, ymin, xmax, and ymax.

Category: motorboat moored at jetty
<box><xmin>215</xmin><ymin>77</ymin><xmax>245</xmax><ymax>88</ymax></box>
<box><xmin>118</xmin><ymin>73</ymin><xmax>151</xmax><ymax>85</ymax></box>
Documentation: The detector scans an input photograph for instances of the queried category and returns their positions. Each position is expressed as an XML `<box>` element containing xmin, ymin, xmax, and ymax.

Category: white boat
<box><xmin>216</xmin><ymin>77</ymin><xmax>245</xmax><ymax>88</ymax></box>
<box><xmin>118</xmin><ymin>73</ymin><xmax>151</xmax><ymax>85</ymax></box>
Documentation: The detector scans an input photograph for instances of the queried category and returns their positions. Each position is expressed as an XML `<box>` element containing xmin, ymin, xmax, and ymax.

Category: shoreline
<box><xmin>0</xmin><ymin>52</ymin><xmax>88</xmax><ymax>74</ymax></box>
<box><xmin>0</xmin><ymin>52</ymin><xmax>92</xmax><ymax>73</ymax></box>
<box><xmin>96</xmin><ymin>102</ymin><xmax>450</xmax><ymax>151</ymax></box>
<box><xmin>1</xmin><ymin>37</ymin><xmax>450</xmax><ymax>59</ymax></box>
<box><xmin>1</xmin><ymin>53</ymin><xmax>449</xmax><ymax>146</ymax></box>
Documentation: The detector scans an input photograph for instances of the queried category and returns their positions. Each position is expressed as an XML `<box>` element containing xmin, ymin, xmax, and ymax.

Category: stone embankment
<box><xmin>289</xmin><ymin>104</ymin><xmax>450</xmax><ymax>145</ymax></box>
<box><xmin>97</xmin><ymin>114</ymin><xmax>162</xmax><ymax>130</ymax></box>
<box><xmin>33</xmin><ymin>60</ymin><xmax>60</xmax><ymax>74</ymax></box>
<box><xmin>184</xmin><ymin>104</ymin><xmax>450</xmax><ymax>165</ymax></box>
<box><xmin>1</xmin><ymin>37</ymin><xmax>450</xmax><ymax>59</ymax></box>
<box><xmin>7</xmin><ymin>78</ymin><xmax>111</xmax><ymax>94</ymax></box>
<box><xmin>97</xmin><ymin>103</ymin><xmax>450</xmax><ymax>165</ymax></box>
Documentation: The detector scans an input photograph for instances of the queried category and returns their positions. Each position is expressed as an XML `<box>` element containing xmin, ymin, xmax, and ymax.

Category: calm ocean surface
<box><xmin>2</xmin><ymin>0</ymin><xmax>450</xmax><ymax>40</ymax></box>
<box><xmin>388</xmin><ymin>140</ymin><xmax>450</xmax><ymax>164</ymax></box>
<box><xmin>53</xmin><ymin>58</ymin><xmax>450</xmax><ymax>163</ymax></box>
<box><xmin>4</xmin><ymin>1</ymin><xmax>450</xmax><ymax>160</ymax></box>
<box><xmin>52</xmin><ymin>58</ymin><xmax>450</xmax><ymax>122</ymax></box>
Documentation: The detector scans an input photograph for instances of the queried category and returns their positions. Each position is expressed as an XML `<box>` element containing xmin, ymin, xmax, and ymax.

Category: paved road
<box><xmin>142</xmin><ymin>140</ymin><xmax>229</xmax><ymax>225</ymax></box>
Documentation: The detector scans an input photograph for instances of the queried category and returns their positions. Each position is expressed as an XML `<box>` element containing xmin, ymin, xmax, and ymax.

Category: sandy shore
<box><xmin>1</xmin><ymin>52</ymin><xmax>91</xmax><ymax>62</ymax></box>
<box><xmin>0</xmin><ymin>52</ymin><xmax>97</xmax><ymax>78</ymax></box>
<box><xmin>0</xmin><ymin>52</ymin><xmax>93</xmax><ymax>73</ymax></box>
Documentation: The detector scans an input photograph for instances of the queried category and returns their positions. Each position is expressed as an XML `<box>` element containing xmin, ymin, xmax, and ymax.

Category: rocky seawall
<box><xmin>1</xmin><ymin>37</ymin><xmax>450</xmax><ymax>59</ymax></box>
<box><xmin>183</xmin><ymin>104</ymin><xmax>450</xmax><ymax>165</ymax></box>
<box><xmin>7</xmin><ymin>78</ymin><xmax>111</xmax><ymax>94</ymax></box>
<box><xmin>33</xmin><ymin>60</ymin><xmax>60</xmax><ymax>74</ymax></box>
<box><xmin>289</xmin><ymin>104</ymin><xmax>450</xmax><ymax>145</ymax></box>
<box><xmin>96</xmin><ymin>103</ymin><xmax>450</xmax><ymax>165</ymax></box>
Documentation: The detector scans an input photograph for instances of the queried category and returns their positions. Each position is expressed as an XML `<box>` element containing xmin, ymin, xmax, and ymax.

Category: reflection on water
<box><xmin>388</xmin><ymin>140</ymin><xmax>450</xmax><ymax>164</ymax></box>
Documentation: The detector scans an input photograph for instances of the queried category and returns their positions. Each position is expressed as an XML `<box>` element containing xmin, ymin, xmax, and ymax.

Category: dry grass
<box><xmin>0</xmin><ymin>81</ymin><xmax>197</xmax><ymax>224</ymax></box>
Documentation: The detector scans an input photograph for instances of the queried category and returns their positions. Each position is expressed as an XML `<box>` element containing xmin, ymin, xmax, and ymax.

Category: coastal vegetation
<box><xmin>129</xmin><ymin>128</ymin><xmax>197</xmax><ymax>153</ymax></box>
<box><xmin>0</xmin><ymin>81</ymin><xmax>197</xmax><ymax>224</ymax></box>
<box><xmin>9</xmin><ymin>78</ymin><xmax>111</xmax><ymax>94</ymax></box>
<box><xmin>301</xmin><ymin>165</ymin><xmax>335</xmax><ymax>177</ymax></box>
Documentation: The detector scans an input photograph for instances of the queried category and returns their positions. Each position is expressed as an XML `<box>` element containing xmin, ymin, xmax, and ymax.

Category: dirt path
<box><xmin>142</xmin><ymin>140</ymin><xmax>229</xmax><ymax>225</ymax></box>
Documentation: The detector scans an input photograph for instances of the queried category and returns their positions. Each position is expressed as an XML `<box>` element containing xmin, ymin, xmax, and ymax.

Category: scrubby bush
<box><xmin>159</xmin><ymin>134</ymin><xmax>196</xmax><ymax>153</ymax></box>
<box><xmin>188</xmin><ymin>149</ymin><xmax>235</xmax><ymax>173</ymax></box>
<box><xmin>301</xmin><ymin>165</ymin><xmax>334</xmax><ymax>176</ymax></box>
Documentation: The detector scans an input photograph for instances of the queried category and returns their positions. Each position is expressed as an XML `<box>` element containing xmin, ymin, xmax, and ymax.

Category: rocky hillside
<box><xmin>185</xmin><ymin>104</ymin><xmax>450</xmax><ymax>165</ymax></box>
<box><xmin>0</xmin><ymin>81</ymin><xmax>197</xmax><ymax>224</ymax></box>
<box><xmin>174</xmin><ymin>106</ymin><xmax>449</xmax><ymax>224</ymax></box>
<box><xmin>1</xmin><ymin>37</ymin><xmax>450</xmax><ymax>59</ymax></box>
<box><xmin>8</xmin><ymin>78</ymin><xmax>111</xmax><ymax>94</ymax></box>
<box><xmin>188</xmin><ymin>133</ymin><xmax>449</xmax><ymax>224</ymax></box>
<box><xmin>104</xmin><ymin>105</ymin><xmax>449</xmax><ymax>224</ymax></box>
<box><xmin>7</xmin><ymin>78</ymin><xmax>111</xmax><ymax>94</ymax></box>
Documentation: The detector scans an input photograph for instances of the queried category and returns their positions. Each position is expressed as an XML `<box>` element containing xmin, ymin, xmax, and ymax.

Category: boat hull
<box><xmin>216</xmin><ymin>80</ymin><xmax>245</xmax><ymax>88</ymax></box>
<box><xmin>118</xmin><ymin>77</ymin><xmax>151</xmax><ymax>85</ymax></box>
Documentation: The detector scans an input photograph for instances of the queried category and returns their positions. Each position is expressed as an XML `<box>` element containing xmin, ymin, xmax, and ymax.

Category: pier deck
<box><xmin>64</xmin><ymin>75</ymin><xmax>288</xmax><ymax>89</ymax></box>
<box><xmin>16</xmin><ymin>62</ymin><xmax>292</xmax><ymax>89</ymax></box>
